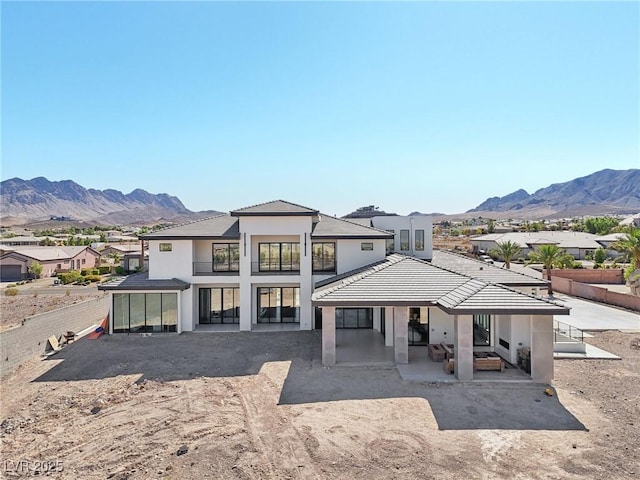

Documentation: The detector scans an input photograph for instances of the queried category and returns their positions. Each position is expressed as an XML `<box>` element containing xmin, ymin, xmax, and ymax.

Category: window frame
<box><xmin>415</xmin><ymin>230</ymin><xmax>425</xmax><ymax>251</ymax></box>
<box><xmin>473</xmin><ymin>314</ymin><xmax>491</xmax><ymax>346</ymax></box>
<box><xmin>361</xmin><ymin>242</ymin><xmax>374</xmax><ymax>251</ymax></box>
<box><xmin>258</xmin><ymin>242</ymin><xmax>301</xmax><ymax>272</ymax></box>
<box><xmin>312</xmin><ymin>242</ymin><xmax>336</xmax><ymax>273</ymax></box>
<box><xmin>400</xmin><ymin>230</ymin><xmax>410</xmax><ymax>251</ymax></box>
<box><xmin>212</xmin><ymin>243</ymin><xmax>240</xmax><ymax>272</ymax></box>
<box><xmin>159</xmin><ymin>243</ymin><xmax>173</xmax><ymax>252</ymax></box>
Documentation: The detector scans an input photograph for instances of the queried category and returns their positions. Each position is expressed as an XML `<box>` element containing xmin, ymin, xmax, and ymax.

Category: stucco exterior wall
<box><xmin>335</xmin><ymin>239</ymin><xmax>385</xmax><ymax>274</ymax></box>
<box><xmin>148</xmin><ymin>240</ymin><xmax>193</xmax><ymax>279</ymax></box>
<box><xmin>371</xmin><ymin>216</ymin><xmax>433</xmax><ymax>260</ymax></box>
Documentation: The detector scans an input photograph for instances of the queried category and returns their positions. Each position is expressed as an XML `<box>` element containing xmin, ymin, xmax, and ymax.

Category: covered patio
<box><xmin>312</xmin><ymin>254</ymin><xmax>570</xmax><ymax>383</ymax></box>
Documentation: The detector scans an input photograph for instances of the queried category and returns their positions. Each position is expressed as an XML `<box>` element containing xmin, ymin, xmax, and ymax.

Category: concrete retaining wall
<box><xmin>0</xmin><ymin>295</ymin><xmax>110</xmax><ymax>378</ymax></box>
<box><xmin>550</xmin><ymin>276</ymin><xmax>640</xmax><ymax>313</ymax></box>
<box><xmin>545</xmin><ymin>269</ymin><xmax>624</xmax><ymax>284</ymax></box>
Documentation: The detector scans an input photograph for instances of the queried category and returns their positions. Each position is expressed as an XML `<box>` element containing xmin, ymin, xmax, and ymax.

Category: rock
<box><xmin>177</xmin><ymin>445</ymin><xmax>188</xmax><ymax>456</ymax></box>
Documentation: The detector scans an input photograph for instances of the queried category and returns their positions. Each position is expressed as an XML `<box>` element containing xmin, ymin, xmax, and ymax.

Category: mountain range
<box><xmin>0</xmin><ymin>177</ymin><xmax>219</xmax><ymax>226</ymax></box>
<box><xmin>465</xmin><ymin>169</ymin><xmax>640</xmax><ymax>219</ymax></box>
<box><xmin>1</xmin><ymin>169</ymin><xmax>638</xmax><ymax>226</ymax></box>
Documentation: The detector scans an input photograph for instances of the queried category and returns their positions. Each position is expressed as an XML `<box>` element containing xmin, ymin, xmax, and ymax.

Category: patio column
<box><xmin>454</xmin><ymin>315</ymin><xmax>474</xmax><ymax>381</ymax></box>
<box><xmin>322</xmin><ymin>307</ymin><xmax>336</xmax><ymax>366</ymax></box>
<box><xmin>384</xmin><ymin>307</ymin><xmax>394</xmax><ymax>346</ymax></box>
<box><xmin>531</xmin><ymin>314</ymin><xmax>554</xmax><ymax>383</ymax></box>
<box><xmin>393</xmin><ymin>307</ymin><xmax>409</xmax><ymax>364</ymax></box>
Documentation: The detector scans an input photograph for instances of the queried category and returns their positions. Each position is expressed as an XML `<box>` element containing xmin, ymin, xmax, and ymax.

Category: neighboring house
<box><xmin>99</xmin><ymin>200</ymin><xmax>569</xmax><ymax>383</ymax></box>
<box><xmin>123</xmin><ymin>251</ymin><xmax>148</xmax><ymax>273</ymax></box>
<box><xmin>107</xmin><ymin>235</ymin><xmax>139</xmax><ymax>243</ymax></box>
<box><xmin>0</xmin><ymin>246</ymin><xmax>101</xmax><ymax>281</ymax></box>
<box><xmin>471</xmin><ymin>232</ymin><xmax>603</xmax><ymax>260</ymax></box>
<box><xmin>619</xmin><ymin>213</ymin><xmax>640</xmax><ymax>228</ymax></box>
<box><xmin>595</xmin><ymin>233</ymin><xmax>628</xmax><ymax>255</ymax></box>
<box><xmin>0</xmin><ymin>236</ymin><xmax>51</xmax><ymax>247</ymax></box>
<box><xmin>99</xmin><ymin>244</ymin><xmax>143</xmax><ymax>257</ymax></box>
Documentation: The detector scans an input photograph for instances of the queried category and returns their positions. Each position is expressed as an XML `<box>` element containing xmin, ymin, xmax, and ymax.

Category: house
<box><xmin>471</xmin><ymin>232</ymin><xmax>604</xmax><ymax>260</ymax></box>
<box><xmin>0</xmin><ymin>246</ymin><xmax>101</xmax><ymax>281</ymax></box>
<box><xmin>99</xmin><ymin>200</ymin><xmax>569</xmax><ymax>383</ymax></box>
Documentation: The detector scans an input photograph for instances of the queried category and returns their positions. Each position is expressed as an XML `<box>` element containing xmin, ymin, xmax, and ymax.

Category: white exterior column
<box><xmin>384</xmin><ymin>307</ymin><xmax>394</xmax><ymax>346</ymax></box>
<box><xmin>454</xmin><ymin>315</ymin><xmax>474</xmax><ymax>381</ymax></box>
<box><xmin>299</xmin><ymin>234</ymin><xmax>313</xmax><ymax>330</ymax></box>
<box><xmin>531</xmin><ymin>314</ymin><xmax>554</xmax><ymax>383</ymax></box>
<box><xmin>322</xmin><ymin>307</ymin><xmax>336</xmax><ymax>366</ymax></box>
<box><xmin>393</xmin><ymin>307</ymin><xmax>409</xmax><ymax>364</ymax></box>
<box><xmin>373</xmin><ymin>308</ymin><xmax>381</xmax><ymax>332</ymax></box>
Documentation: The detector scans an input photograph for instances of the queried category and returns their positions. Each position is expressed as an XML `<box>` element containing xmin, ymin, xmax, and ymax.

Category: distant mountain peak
<box><xmin>0</xmin><ymin>177</ymin><xmax>197</xmax><ymax>225</ymax></box>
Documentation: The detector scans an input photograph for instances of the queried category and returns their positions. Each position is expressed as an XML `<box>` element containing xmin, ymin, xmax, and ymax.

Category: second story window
<box><xmin>259</xmin><ymin>242</ymin><xmax>300</xmax><ymax>272</ymax></box>
<box><xmin>385</xmin><ymin>230</ymin><xmax>395</xmax><ymax>254</ymax></box>
<box><xmin>213</xmin><ymin>243</ymin><xmax>240</xmax><ymax>272</ymax></box>
<box><xmin>312</xmin><ymin>242</ymin><xmax>336</xmax><ymax>273</ymax></box>
<box><xmin>415</xmin><ymin>230</ymin><xmax>425</xmax><ymax>251</ymax></box>
<box><xmin>400</xmin><ymin>230</ymin><xmax>410</xmax><ymax>251</ymax></box>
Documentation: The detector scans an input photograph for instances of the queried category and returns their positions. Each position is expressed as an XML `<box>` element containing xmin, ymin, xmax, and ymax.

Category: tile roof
<box><xmin>231</xmin><ymin>200</ymin><xmax>319</xmax><ymax>216</ymax></box>
<box><xmin>312</xmin><ymin>254</ymin><xmax>569</xmax><ymax>315</ymax></box>
<box><xmin>0</xmin><ymin>246</ymin><xmax>97</xmax><ymax>262</ymax></box>
<box><xmin>141</xmin><ymin>214</ymin><xmax>240</xmax><ymax>239</ymax></box>
<box><xmin>98</xmin><ymin>271</ymin><xmax>191</xmax><ymax>291</ymax></box>
<box><xmin>472</xmin><ymin>232</ymin><xmax>602</xmax><ymax>250</ymax></box>
<box><xmin>311</xmin><ymin>215</ymin><xmax>393</xmax><ymax>239</ymax></box>
<box><xmin>430</xmin><ymin>250</ymin><xmax>547</xmax><ymax>287</ymax></box>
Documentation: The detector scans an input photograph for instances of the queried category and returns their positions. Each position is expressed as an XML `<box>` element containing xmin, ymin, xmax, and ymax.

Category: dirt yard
<box><xmin>1</xmin><ymin>285</ymin><xmax>106</xmax><ymax>332</ymax></box>
<box><xmin>1</xmin><ymin>330</ymin><xmax>638</xmax><ymax>479</ymax></box>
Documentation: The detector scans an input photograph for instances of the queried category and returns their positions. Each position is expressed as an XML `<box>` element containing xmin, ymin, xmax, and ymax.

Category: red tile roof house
<box><xmin>0</xmin><ymin>246</ymin><xmax>101</xmax><ymax>281</ymax></box>
<box><xmin>99</xmin><ymin>200</ymin><xmax>569</xmax><ymax>384</ymax></box>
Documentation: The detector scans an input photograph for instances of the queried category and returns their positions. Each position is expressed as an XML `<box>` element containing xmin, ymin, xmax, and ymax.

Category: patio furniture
<box><xmin>428</xmin><ymin>344</ymin><xmax>446</xmax><ymax>361</ymax></box>
<box><xmin>440</xmin><ymin>342</ymin><xmax>454</xmax><ymax>359</ymax></box>
<box><xmin>473</xmin><ymin>352</ymin><xmax>504</xmax><ymax>372</ymax></box>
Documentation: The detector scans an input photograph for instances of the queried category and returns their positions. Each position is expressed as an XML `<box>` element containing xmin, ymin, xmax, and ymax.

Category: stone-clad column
<box><xmin>322</xmin><ymin>307</ymin><xmax>336</xmax><ymax>366</ymax></box>
<box><xmin>394</xmin><ymin>307</ymin><xmax>409</xmax><ymax>364</ymax></box>
<box><xmin>531</xmin><ymin>315</ymin><xmax>554</xmax><ymax>383</ymax></box>
<box><xmin>455</xmin><ymin>315</ymin><xmax>474</xmax><ymax>381</ymax></box>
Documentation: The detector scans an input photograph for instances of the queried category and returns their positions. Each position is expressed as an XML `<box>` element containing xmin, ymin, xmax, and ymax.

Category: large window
<box><xmin>257</xmin><ymin>287</ymin><xmax>300</xmax><ymax>323</ymax></box>
<box><xmin>385</xmin><ymin>230</ymin><xmax>395</xmax><ymax>254</ymax></box>
<box><xmin>312</xmin><ymin>242</ymin><xmax>335</xmax><ymax>273</ymax></box>
<box><xmin>213</xmin><ymin>243</ymin><xmax>240</xmax><ymax>272</ymax></box>
<box><xmin>199</xmin><ymin>287</ymin><xmax>239</xmax><ymax>324</ymax></box>
<box><xmin>473</xmin><ymin>314</ymin><xmax>491</xmax><ymax>346</ymax></box>
<box><xmin>113</xmin><ymin>293</ymin><xmax>178</xmax><ymax>333</ymax></box>
<box><xmin>415</xmin><ymin>230</ymin><xmax>425</xmax><ymax>251</ymax></box>
<box><xmin>336</xmin><ymin>308</ymin><xmax>373</xmax><ymax>329</ymax></box>
<box><xmin>400</xmin><ymin>230</ymin><xmax>410</xmax><ymax>251</ymax></box>
<box><xmin>259</xmin><ymin>243</ymin><xmax>300</xmax><ymax>272</ymax></box>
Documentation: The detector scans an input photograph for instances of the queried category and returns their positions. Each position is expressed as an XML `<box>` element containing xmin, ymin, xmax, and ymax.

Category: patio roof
<box><xmin>98</xmin><ymin>271</ymin><xmax>191</xmax><ymax>291</ymax></box>
<box><xmin>312</xmin><ymin>254</ymin><xmax>569</xmax><ymax>315</ymax></box>
<box><xmin>430</xmin><ymin>250</ymin><xmax>547</xmax><ymax>287</ymax></box>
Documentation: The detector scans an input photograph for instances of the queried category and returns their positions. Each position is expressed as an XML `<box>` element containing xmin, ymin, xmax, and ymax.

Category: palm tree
<box><xmin>612</xmin><ymin>227</ymin><xmax>640</xmax><ymax>270</ymax></box>
<box><xmin>527</xmin><ymin>244</ymin><xmax>565</xmax><ymax>295</ymax></box>
<box><xmin>490</xmin><ymin>240</ymin><xmax>521</xmax><ymax>269</ymax></box>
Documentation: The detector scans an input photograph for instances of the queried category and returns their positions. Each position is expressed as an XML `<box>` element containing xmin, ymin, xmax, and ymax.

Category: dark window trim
<box><xmin>361</xmin><ymin>242</ymin><xmax>374</xmax><ymax>251</ymax></box>
<box><xmin>312</xmin><ymin>242</ymin><xmax>336</xmax><ymax>273</ymax></box>
<box><xmin>198</xmin><ymin>287</ymin><xmax>240</xmax><ymax>324</ymax></box>
<box><xmin>415</xmin><ymin>230</ymin><xmax>425</xmax><ymax>251</ymax></box>
<box><xmin>473</xmin><ymin>314</ymin><xmax>491</xmax><ymax>346</ymax></box>
<box><xmin>400</xmin><ymin>230</ymin><xmax>410</xmax><ymax>251</ymax></box>
<box><xmin>257</xmin><ymin>287</ymin><xmax>301</xmax><ymax>323</ymax></box>
<box><xmin>212</xmin><ymin>243</ymin><xmax>240</xmax><ymax>272</ymax></box>
<box><xmin>258</xmin><ymin>242</ymin><xmax>301</xmax><ymax>272</ymax></box>
<box><xmin>112</xmin><ymin>292</ymin><xmax>178</xmax><ymax>333</ymax></box>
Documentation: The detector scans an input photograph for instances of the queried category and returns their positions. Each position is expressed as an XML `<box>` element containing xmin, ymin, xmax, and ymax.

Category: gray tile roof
<box><xmin>472</xmin><ymin>232</ymin><xmax>602</xmax><ymax>250</ymax></box>
<box><xmin>141</xmin><ymin>214</ymin><xmax>240</xmax><ymax>240</ymax></box>
<box><xmin>231</xmin><ymin>200</ymin><xmax>319</xmax><ymax>216</ymax></box>
<box><xmin>98</xmin><ymin>271</ymin><xmax>191</xmax><ymax>291</ymax></box>
<box><xmin>430</xmin><ymin>250</ymin><xmax>547</xmax><ymax>287</ymax></box>
<box><xmin>311</xmin><ymin>215</ymin><xmax>393</xmax><ymax>239</ymax></box>
<box><xmin>0</xmin><ymin>246</ymin><xmax>97</xmax><ymax>262</ymax></box>
<box><xmin>312</xmin><ymin>254</ymin><xmax>569</xmax><ymax>315</ymax></box>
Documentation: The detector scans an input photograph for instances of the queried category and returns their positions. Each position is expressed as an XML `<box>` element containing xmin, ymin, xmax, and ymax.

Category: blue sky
<box><xmin>2</xmin><ymin>1</ymin><xmax>638</xmax><ymax>216</ymax></box>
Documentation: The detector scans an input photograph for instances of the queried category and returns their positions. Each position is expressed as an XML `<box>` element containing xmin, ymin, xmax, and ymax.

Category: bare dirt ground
<box><xmin>433</xmin><ymin>235</ymin><xmax>472</xmax><ymax>253</ymax></box>
<box><xmin>1</xmin><ymin>283</ymin><xmax>106</xmax><ymax>332</ymax></box>
<box><xmin>1</xmin><ymin>329</ymin><xmax>638</xmax><ymax>479</ymax></box>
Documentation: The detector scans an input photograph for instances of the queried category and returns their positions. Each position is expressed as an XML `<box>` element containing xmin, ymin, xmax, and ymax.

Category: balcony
<box><xmin>193</xmin><ymin>262</ymin><xmax>239</xmax><ymax>276</ymax></box>
<box><xmin>251</xmin><ymin>262</ymin><xmax>300</xmax><ymax>275</ymax></box>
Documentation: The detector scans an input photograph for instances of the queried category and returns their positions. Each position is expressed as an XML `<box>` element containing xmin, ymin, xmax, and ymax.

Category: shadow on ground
<box><xmin>33</xmin><ymin>331</ymin><xmax>586</xmax><ymax>431</ymax></box>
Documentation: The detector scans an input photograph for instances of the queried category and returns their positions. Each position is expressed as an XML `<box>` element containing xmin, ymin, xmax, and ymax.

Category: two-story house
<box><xmin>100</xmin><ymin>200</ymin><xmax>569</xmax><ymax>383</ymax></box>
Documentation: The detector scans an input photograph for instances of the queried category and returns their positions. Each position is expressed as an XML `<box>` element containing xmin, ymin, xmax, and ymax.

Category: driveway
<box><xmin>553</xmin><ymin>294</ymin><xmax>640</xmax><ymax>331</ymax></box>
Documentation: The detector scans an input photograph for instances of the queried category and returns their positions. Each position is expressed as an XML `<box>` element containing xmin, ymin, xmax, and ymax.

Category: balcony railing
<box><xmin>251</xmin><ymin>262</ymin><xmax>300</xmax><ymax>275</ymax></box>
<box><xmin>553</xmin><ymin>319</ymin><xmax>584</xmax><ymax>343</ymax></box>
<box><xmin>193</xmin><ymin>262</ymin><xmax>239</xmax><ymax>276</ymax></box>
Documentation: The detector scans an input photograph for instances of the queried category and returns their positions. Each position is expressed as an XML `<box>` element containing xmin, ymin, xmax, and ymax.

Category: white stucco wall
<box><xmin>335</xmin><ymin>239</ymin><xmax>386</xmax><ymax>274</ymax></box>
<box><xmin>427</xmin><ymin>307</ymin><xmax>454</xmax><ymax>345</ymax></box>
<box><xmin>148</xmin><ymin>240</ymin><xmax>193</xmax><ymax>280</ymax></box>
<box><xmin>371</xmin><ymin>215</ymin><xmax>433</xmax><ymax>260</ymax></box>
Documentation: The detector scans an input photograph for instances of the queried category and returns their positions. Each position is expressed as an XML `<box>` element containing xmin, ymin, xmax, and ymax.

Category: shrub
<box><xmin>98</xmin><ymin>265</ymin><xmax>110</xmax><ymax>275</ymax></box>
<box><xmin>593</xmin><ymin>248</ymin><xmax>607</xmax><ymax>264</ymax></box>
<box><xmin>85</xmin><ymin>275</ymin><xmax>102</xmax><ymax>282</ymax></box>
<box><xmin>80</xmin><ymin>268</ymin><xmax>91</xmax><ymax>276</ymax></box>
<box><xmin>115</xmin><ymin>266</ymin><xmax>126</xmax><ymax>275</ymax></box>
<box><xmin>5</xmin><ymin>288</ymin><xmax>18</xmax><ymax>296</ymax></box>
<box><xmin>91</xmin><ymin>268</ymin><xmax>100</xmax><ymax>275</ymax></box>
<box><xmin>5</xmin><ymin>284</ymin><xmax>16</xmax><ymax>288</ymax></box>
<box><xmin>57</xmin><ymin>271</ymin><xmax>81</xmax><ymax>285</ymax></box>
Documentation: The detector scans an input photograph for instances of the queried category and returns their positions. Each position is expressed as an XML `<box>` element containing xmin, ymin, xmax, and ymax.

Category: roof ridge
<box><xmin>313</xmin><ymin>254</ymin><xmax>407</xmax><ymax>299</ymax></box>
<box><xmin>317</xmin><ymin>213</ymin><xmax>395</xmax><ymax>235</ymax></box>
<box><xmin>231</xmin><ymin>199</ymin><xmax>318</xmax><ymax>213</ymax></box>
<box><xmin>140</xmin><ymin>213</ymin><xmax>230</xmax><ymax>236</ymax></box>
<box><xmin>436</xmin><ymin>278</ymin><xmax>487</xmax><ymax>308</ymax></box>
<box><xmin>433</xmin><ymin>249</ymin><xmax>543</xmax><ymax>282</ymax></box>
